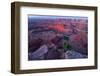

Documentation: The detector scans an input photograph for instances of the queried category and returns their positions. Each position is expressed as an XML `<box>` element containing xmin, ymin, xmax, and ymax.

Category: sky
<box><xmin>28</xmin><ymin>15</ymin><xmax>88</xmax><ymax>20</ymax></box>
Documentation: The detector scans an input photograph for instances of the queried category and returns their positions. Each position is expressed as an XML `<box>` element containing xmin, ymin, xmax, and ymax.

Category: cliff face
<box><xmin>69</xmin><ymin>32</ymin><xmax>88</xmax><ymax>55</ymax></box>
